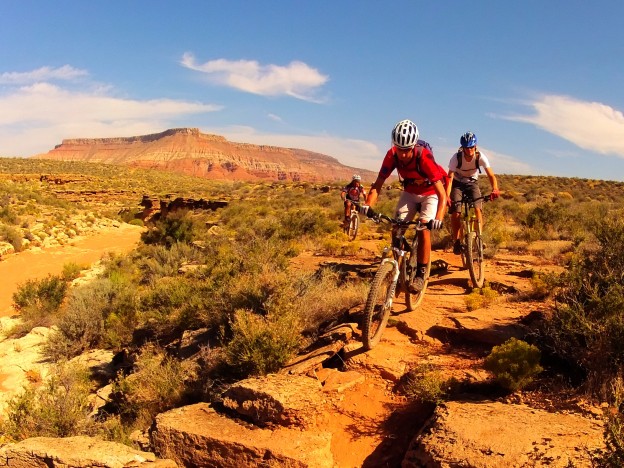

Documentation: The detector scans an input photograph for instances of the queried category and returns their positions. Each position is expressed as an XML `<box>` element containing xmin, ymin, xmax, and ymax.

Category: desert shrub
<box><xmin>135</xmin><ymin>242</ymin><xmax>200</xmax><ymax>285</ymax></box>
<box><xmin>484</xmin><ymin>338</ymin><xmax>543</xmax><ymax>392</ymax></box>
<box><xmin>112</xmin><ymin>344</ymin><xmax>192</xmax><ymax>429</ymax></box>
<box><xmin>597</xmin><ymin>377</ymin><xmax>624</xmax><ymax>467</ymax></box>
<box><xmin>141</xmin><ymin>209</ymin><xmax>202</xmax><ymax>246</ymax></box>
<box><xmin>128</xmin><ymin>218</ymin><xmax>144</xmax><ymax>227</ymax></box>
<box><xmin>44</xmin><ymin>275</ymin><xmax>140</xmax><ymax>359</ymax></box>
<box><xmin>62</xmin><ymin>262</ymin><xmax>86</xmax><ymax>281</ymax></box>
<box><xmin>0</xmin><ymin>223</ymin><xmax>23</xmax><ymax>251</ymax></box>
<box><xmin>287</xmin><ymin>268</ymin><xmax>367</xmax><ymax>334</ymax></box>
<box><xmin>399</xmin><ymin>363</ymin><xmax>449</xmax><ymax>404</ymax></box>
<box><xmin>465</xmin><ymin>286</ymin><xmax>499</xmax><ymax>311</ymax></box>
<box><xmin>226</xmin><ymin>308</ymin><xmax>301</xmax><ymax>377</ymax></box>
<box><xmin>0</xmin><ymin>204</ymin><xmax>20</xmax><ymax>225</ymax></box>
<box><xmin>0</xmin><ymin>363</ymin><xmax>94</xmax><ymax>441</ymax></box>
<box><xmin>43</xmin><ymin>279</ymin><xmax>112</xmax><ymax>360</ymax></box>
<box><xmin>12</xmin><ymin>274</ymin><xmax>67</xmax><ymax>328</ymax></box>
<box><xmin>320</xmin><ymin>235</ymin><xmax>344</xmax><ymax>255</ymax></box>
<box><xmin>534</xmin><ymin>214</ymin><xmax>624</xmax><ymax>394</ymax></box>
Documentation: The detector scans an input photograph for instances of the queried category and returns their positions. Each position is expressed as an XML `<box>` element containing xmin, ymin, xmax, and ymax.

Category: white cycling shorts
<box><xmin>395</xmin><ymin>191</ymin><xmax>438</xmax><ymax>223</ymax></box>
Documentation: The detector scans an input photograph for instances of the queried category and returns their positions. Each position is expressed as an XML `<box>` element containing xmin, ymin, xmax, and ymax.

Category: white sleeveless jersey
<box><xmin>448</xmin><ymin>150</ymin><xmax>491</xmax><ymax>183</ymax></box>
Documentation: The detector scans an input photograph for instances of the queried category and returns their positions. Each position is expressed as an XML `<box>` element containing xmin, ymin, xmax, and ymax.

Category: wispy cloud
<box><xmin>502</xmin><ymin>94</ymin><xmax>624</xmax><ymax>158</ymax></box>
<box><xmin>0</xmin><ymin>65</ymin><xmax>89</xmax><ymax>85</ymax></box>
<box><xmin>0</xmin><ymin>68</ymin><xmax>222</xmax><ymax>156</ymax></box>
<box><xmin>181</xmin><ymin>53</ymin><xmax>329</xmax><ymax>103</ymax></box>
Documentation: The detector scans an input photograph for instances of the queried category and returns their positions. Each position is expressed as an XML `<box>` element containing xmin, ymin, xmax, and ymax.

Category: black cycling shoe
<box><xmin>409</xmin><ymin>276</ymin><xmax>425</xmax><ymax>293</ymax></box>
<box><xmin>453</xmin><ymin>240</ymin><xmax>462</xmax><ymax>255</ymax></box>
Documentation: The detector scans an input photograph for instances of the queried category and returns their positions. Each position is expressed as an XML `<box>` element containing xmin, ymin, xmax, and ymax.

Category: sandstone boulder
<box><xmin>402</xmin><ymin>401</ymin><xmax>604</xmax><ymax>467</ymax></box>
<box><xmin>151</xmin><ymin>403</ymin><xmax>334</xmax><ymax>468</ymax></box>
<box><xmin>222</xmin><ymin>373</ymin><xmax>325</xmax><ymax>427</ymax></box>
<box><xmin>0</xmin><ymin>436</ymin><xmax>177</xmax><ymax>467</ymax></box>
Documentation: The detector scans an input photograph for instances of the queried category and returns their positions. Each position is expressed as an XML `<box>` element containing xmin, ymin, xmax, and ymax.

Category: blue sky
<box><xmin>1</xmin><ymin>1</ymin><xmax>623</xmax><ymax>181</ymax></box>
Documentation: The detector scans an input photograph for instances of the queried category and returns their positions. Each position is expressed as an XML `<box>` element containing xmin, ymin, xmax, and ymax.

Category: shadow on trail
<box><xmin>359</xmin><ymin>401</ymin><xmax>436</xmax><ymax>468</ymax></box>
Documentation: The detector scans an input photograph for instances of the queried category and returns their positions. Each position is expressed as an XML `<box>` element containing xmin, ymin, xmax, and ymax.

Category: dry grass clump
<box><xmin>0</xmin><ymin>363</ymin><xmax>95</xmax><ymax>441</ymax></box>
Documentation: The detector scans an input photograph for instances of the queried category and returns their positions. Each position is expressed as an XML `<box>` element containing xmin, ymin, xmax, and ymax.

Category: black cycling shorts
<box><xmin>449</xmin><ymin>180</ymin><xmax>482</xmax><ymax>214</ymax></box>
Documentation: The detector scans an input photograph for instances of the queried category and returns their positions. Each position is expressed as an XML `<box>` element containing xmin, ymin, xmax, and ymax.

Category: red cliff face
<box><xmin>37</xmin><ymin>128</ymin><xmax>375</xmax><ymax>183</ymax></box>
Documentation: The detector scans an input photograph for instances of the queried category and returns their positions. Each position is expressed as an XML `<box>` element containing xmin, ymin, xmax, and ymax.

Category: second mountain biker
<box><xmin>360</xmin><ymin>119</ymin><xmax>447</xmax><ymax>293</ymax></box>
<box><xmin>446</xmin><ymin>131</ymin><xmax>500</xmax><ymax>255</ymax></box>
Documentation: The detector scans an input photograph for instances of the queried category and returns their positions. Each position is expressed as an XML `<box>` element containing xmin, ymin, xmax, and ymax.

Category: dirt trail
<box><xmin>1</xmin><ymin>224</ymin><xmax>144</xmax><ymax>317</ymax></box>
<box><xmin>292</xmin><ymin>236</ymin><xmax>551</xmax><ymax>467</ymax></box>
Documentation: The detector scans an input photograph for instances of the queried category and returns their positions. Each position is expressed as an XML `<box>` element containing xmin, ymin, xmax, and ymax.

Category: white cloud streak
<box><xmin>0</xmin><ymin>70</ymin><xmax>222</xmax><ymax>156</ymax></box>
<box><xmin>0</xmin><ymin>65</ymin><xmax>89</xmax><ymax>84</ymax></box>
<box><xmin>181</xmin><ymin>53</ymin><xmax>329</xmax><ymax>102</ymax></box>
<box><xmin>503</xmin><ymin>94</ymin><xmax>624</xmax><ymax>158</ymax></box>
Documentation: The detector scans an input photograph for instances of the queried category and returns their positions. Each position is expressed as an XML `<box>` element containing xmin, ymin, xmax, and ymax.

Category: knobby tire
<box><xmin>466</xmin><ymin>231</ymin><xmax>485</xmax><ymax>288</ymax></box>
<box><xmin>347</xmin><ymin>212</ymin><xmax>359</xmax><ymax>241</ymax></box>
<box><xmin>362</xmin><ymin>262</ymin><xmax>395</xmax><ymax>350</ymax></box>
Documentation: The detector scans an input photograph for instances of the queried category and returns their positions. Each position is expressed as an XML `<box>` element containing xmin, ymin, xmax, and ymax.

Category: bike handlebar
<box><xmin>375</xmin><ymin>213</ymin><xmax>434</xmax><ymax>230</ymax></box>
<box><xmin>348</xmin><ymin>200</ymin><xmax>433</xmax><ymax>230</ymax></box>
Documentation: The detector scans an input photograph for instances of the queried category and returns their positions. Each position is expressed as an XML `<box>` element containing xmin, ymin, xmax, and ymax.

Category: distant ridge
<box><xmin>36</xmin><ymin>128</ymin><xmax>376</xmax><ymax>183</ymax></box>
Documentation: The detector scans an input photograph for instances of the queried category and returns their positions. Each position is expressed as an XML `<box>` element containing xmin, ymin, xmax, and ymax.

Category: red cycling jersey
<box><xmin>376</xmin><ymin>146</ymin><xmax>443</xmax><ymax>196</ymax></box>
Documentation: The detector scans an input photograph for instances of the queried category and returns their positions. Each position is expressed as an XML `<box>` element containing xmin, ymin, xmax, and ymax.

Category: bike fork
<box><xmin>380</xmin><ymin>258</ymin><xmax>400</xmax><ymax>308</ymax></box>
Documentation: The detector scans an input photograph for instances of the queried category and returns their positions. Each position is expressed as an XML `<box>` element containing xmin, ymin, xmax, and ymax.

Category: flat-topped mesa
<box><xmin>56</xmin><ymin>128</ymin><xmax>227</xmax><ymax>148</ymax></box>
<box><xmin>39</xmin><ymin>127</ymin><xmax>376</xmax><ymax>183</ymax></box>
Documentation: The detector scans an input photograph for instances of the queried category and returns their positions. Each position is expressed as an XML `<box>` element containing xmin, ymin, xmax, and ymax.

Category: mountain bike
<box><xmin>344</xmin><ymin>205</ymin><xmax>359</xmax><ymax>241</ymax></box>
<box><xmin>360</xmin><ymin>210</ymin><xmax>433</xmax><ymax>350</ymax></box>
<box><xmin>456</xmin><ymin>193</ymin><xmax>491</xmax><ymax>288</ymax></box>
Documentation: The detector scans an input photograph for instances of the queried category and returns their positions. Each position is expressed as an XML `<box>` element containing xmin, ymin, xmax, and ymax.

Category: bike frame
<box><xmin>456</xmin><ymin>193</ymin><xmax>490</xmax><ymax>288</ymax></box>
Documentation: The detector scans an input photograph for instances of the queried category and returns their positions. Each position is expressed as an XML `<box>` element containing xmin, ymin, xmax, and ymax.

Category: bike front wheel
<box><xmin>466</xmin><ymin>232</ymin><xmax>485</xmax><ymax>288</ymax></box>
<box><xmin>362</xmin><ymin>262</ymin><xmax>395</xmax><ymax>350</ymax></box>
<box><xmin>347</xmin><ymin>212</ymin><xmax>359</xmax><ymax>241</ymax></box>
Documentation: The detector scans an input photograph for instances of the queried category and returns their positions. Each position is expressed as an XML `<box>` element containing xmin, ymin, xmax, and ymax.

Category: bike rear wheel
<box><xmin>466</xmin><ymin>231</ymin><xmax>485</xmax><ymax>288</ymax></box>
<box><xmin>362</xmin><ymin>262</ymin><xmax>395</xmax><ymax>350</ymax></box>
<box><xmin>347</xmin><ymin>212</ymin><xmax>359</xmax><ymax>241</ymax></box>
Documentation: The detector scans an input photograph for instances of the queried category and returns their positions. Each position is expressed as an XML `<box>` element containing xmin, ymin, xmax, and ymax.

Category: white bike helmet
<box><xmin>352</xmin><ymin>174</ymin><xmax>361</xmax><ymax>181</ymax></box>
<box><xmin>392</xmin><ymin>120</ymin><xmax>419</xmax><ymax>149</ymax></box>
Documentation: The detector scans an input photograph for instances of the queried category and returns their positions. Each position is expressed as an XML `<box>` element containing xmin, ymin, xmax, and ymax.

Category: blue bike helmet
<box><xmin>460</xmin><ymin>131</ymin><xmax>477</xmax><ymax>148</ymax></box>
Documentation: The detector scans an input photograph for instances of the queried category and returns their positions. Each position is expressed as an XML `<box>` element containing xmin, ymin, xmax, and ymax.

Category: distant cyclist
<box><xmin>446</xmin><ymin>131</ymin><xmax>500</xmax><ymax>255</ymax></box>
<box><xmin>360</xmin><ymin>119</ymin><xmax>447</xmax><ymax>293</ymax></box>
<box><xmin>341</xmin><ymin>175</ymin><xmax>367</xmax><ymax>226</ymax></box>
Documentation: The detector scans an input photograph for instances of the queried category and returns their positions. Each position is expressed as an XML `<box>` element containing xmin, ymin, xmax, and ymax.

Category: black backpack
<box><xmin>457</xmin><ymin>149</ymin><xmax>482</xmax><ymax>173</ymax></box>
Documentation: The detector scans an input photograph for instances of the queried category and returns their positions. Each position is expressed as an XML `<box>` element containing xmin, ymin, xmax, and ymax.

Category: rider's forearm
<box><xmin>366</xmin><ymin>179</ymin><xmax>384</xmax><ymax>206</ymax></box>
<box><xmin>485</xmin><ymin>168</ymin><xmax>498</xmax><ymax>191</ymax></box>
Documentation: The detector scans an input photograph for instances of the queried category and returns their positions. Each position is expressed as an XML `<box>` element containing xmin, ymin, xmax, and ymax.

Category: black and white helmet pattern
<box><xmin>392</xmin><ymin>120</ymin><xmax>419</xmax><ymax>149</ymax></box>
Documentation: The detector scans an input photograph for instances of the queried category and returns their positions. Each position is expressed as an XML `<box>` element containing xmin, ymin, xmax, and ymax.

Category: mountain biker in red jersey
<box><xmin>360</xmin><ymin>119</ymin><xmax>447</xmax><ymax>292</ymax></box>
<box><xmin>341</xmin><ymin>175</ymin><xmax>367</xmax><ymax>226</ymax></box>
<box><xmin>446</xmin><ymin>131</ymin><xmax>500</xmax><ymax>255</ymax></box>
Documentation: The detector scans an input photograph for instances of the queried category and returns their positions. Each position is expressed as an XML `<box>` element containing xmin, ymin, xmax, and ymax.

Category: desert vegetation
<box><xmin>2</xmin><ymin>157</ymin><xmax>624</xmax><ymax>462</ymax></box>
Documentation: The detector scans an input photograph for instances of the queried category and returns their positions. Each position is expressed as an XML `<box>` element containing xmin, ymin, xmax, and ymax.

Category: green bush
<box><xmin>62</xmin><ymin>262</ymin><xmax>86</xmax><ymax>281</ymax></box>
<box><xmin>535</xmin><ymin>214</ymin><xmax>624</xmax><ymax>394</ymax></box>
<box><xmin>0</xmin><ymin>223</ymin><xmax>23</xmax><ymax>251</ymax></box>
<box><xmin>12</xmin><ymin>275</ymin><xmax>67</xmax><ymax>328</ymax></box>
<box><xmin>112</xmin><ymin>344</ymin><xmax>192</xmax><ymax>429</ymax></box>
<box><xmin>141</xmin><ymin>209</ymin><xmax>202</xmax><ymax>246</ymax></box>
<box><xmin>465</xmin><ymin>286</ymin><xmax>499</xmax><ymax>311</ymax></box>
<box><xmin>399</xmin><ymin>363</ymin><xmax>449</xmax><ymax>404</ymax></box>
<box><xmin>484</xmin><ymin>338</ymin><xmax>543</xmax><ymax>392</ymax></box>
